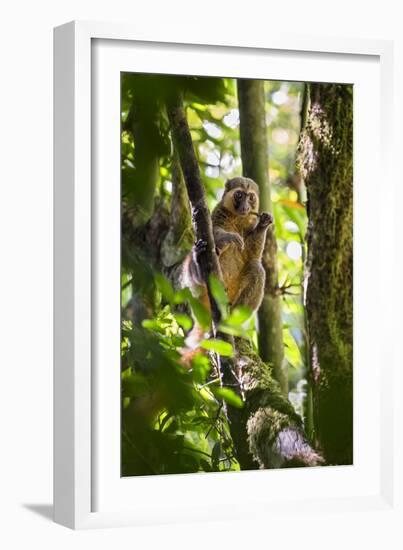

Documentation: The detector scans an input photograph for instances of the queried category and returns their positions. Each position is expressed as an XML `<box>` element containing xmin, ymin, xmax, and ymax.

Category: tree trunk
<box><xmin>298</xmin><ymin>83</ymin><xmax>353</xmax><ymax>465</ymax></box>
<box><xmin>237</xmin><ymin>80</ymin><xmax>287</xmax><ymax>395</ymax></box>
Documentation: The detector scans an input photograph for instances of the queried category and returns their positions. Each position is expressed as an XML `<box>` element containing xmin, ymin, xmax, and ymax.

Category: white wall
<box><xmin>0</xmin><ymin>1</ymin><xmax>401</xmax><ymax>547</ymax></box>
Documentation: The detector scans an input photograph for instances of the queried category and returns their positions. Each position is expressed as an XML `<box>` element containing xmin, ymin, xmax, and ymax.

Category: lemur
<box><xmin>182</xmin><ymin>176</ymin><xmax>273</xmax><ymax>348</ymax></box>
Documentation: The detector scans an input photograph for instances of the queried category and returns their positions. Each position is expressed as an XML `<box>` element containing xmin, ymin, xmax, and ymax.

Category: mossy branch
<box><xmin>233</xmin><ymin>338</ymin><xmax>323</xmax><ymax>468</ymax></box>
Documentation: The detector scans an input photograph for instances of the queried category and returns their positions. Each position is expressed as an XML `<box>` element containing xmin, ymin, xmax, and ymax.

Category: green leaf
<box><xmin>208</xmin><ymin>275</ymin><xmax>229</xmax><ymax>317</ymax></box>
<box><xmin>191</xmin><ymin>352</ymin><xmax>211</xmax><ymax>383</ymax></box>
<box><xmin>154</xmin><ymin>273</ymin><xmax>175</xmax><ymax>303</ymax></box>
<box><xmin>161</xmin><ymin>417</ymin><xmax>178</xmax><ymax>434</ymax></box>
<box><xmin>173</xmin><ymin>313</ymin><xmax>193</xmax><ymax>331</ymax></box>
<box><xmin>200</xmin><ymin>338</ymin><xmax>234</xmax><ymax>357</ymax></box>
<box><xmin>212</xmin><ymin>387</ymin><xmax>244</xmax><ymax>408</ymax></box>
<box><xmin>217</xmin><ymin>323</ymin><xmax>250</xmax><ymax>338</ymax></box>
<box><xmin>188</xmin><ymin>297</ymin><xmax>212</xmax><ymax>330</ymax></box>
<box><xmin>141</xmin><ymin>319</ymin><xmax>165</xmax><ymax>333</ymax></box>
<box><xmin>225</xmin><ymin>305</ymin><xmax>252</xmax><ymax>326</ymax></box>
<box><xmin>173</xmin><ymin>287</ymin><xmax>192</xmax><ymax>305</ymax></box>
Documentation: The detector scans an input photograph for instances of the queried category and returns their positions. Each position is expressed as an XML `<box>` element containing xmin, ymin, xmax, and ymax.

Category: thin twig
<box><xmin>205</xmin><ymin>402</ymin><xmax>223</xmax><ymax>439</ymax></box>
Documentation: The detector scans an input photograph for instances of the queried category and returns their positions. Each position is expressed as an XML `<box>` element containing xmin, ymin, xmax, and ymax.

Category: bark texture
<box><xmin>161</xmin><ymin>153</ymin><xmax>194</xmax><ymax>269</ymax></box>
<box><xmin>298</xmin><ymin>83</ymin><xmax>353</xmax><ymax>465</ymax></box>
<box><xmin>237</xmin><ymin>80</ymin><xmax>287</xmax><ymax>395</ymax></box>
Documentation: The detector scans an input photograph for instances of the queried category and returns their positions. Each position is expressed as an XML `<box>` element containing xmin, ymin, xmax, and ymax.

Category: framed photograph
<box><xmin>54</xmin><ymin>21</ymin><xmax>394</xmax><ymax>529</ymax></box>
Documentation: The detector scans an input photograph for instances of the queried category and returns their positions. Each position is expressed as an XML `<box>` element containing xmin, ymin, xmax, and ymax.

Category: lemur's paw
<box><xmin>194</xmin><ymin>239</ymin><xmax>208</xmax><ymax>256</ymax></box>
<box><xmin>217</xmin><ymin>232</ymin><xmax>244</xmax><ymax>250</ymax></box>
<box><xmin>258</xmin><ymin>212</ymin><xmax>274</xmax><ymax>228</ymax></box>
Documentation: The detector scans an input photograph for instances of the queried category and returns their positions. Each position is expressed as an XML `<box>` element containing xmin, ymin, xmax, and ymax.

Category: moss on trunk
<box><xmin>298</xmin><ymin>83</ymin><xmax>353</xmax><ymax>465</ymax></box>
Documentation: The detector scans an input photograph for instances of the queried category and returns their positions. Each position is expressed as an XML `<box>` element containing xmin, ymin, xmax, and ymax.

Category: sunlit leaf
<box><xmin>188</xmin><ymin>297</ymin><xmax>212</xmax><ymax>330</ymax></box>
<box><xmin>173</xmin><ymin>313</ymin><xmax>193</xmax><ymax>331</ymax></box>
<box><xmin>208</xmin><ymin>274</ymin><xmax>229</xmax><ymax>316</ymax></box>
<box><xmin>174</xmin><ymin>287</ymin><xmax>192</xmax><ymax>304</ymax></box>
<box><xmin>225</xmin><ymin>305</ymin><xmax>252</xmax><ymax>325</ymax></box>
<box><xmin>217</xmin><ymin>323</ymin><xmax>250</xmax><ymax>338</ymax></box>
<box><xmin>200</xmin><ymin>339</ymin><xmax>234</xmax><ymax>357</ymax></box>
<box><xmin>212</xmin><ymin>387</ymin><xmax>244</xmax><ymax>409</ymax></box>
<box><xmin>154</xmin><ymin>273</ymin><xmax>175</xmax><ymax>303</ymax></box>
<box><xmin>142</xmin><ymin>319</ymin><xmax>165</xmax><ymax>333</ymax></box>
<box><xmin>191</xmin><ymin>352</ymin><xmax>211</xmax><ymax>384</ymax></box>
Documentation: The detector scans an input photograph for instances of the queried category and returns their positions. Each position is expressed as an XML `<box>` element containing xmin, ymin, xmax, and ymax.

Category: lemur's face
<box><xmin>232</xmin><ymin>187</ymin><xmax>258</xmax><ymax>215</ymax></box>
<box><xmin>223</xmin><ymin>183</ymin><xmax>259</xmax><ymax>216</ymax></box>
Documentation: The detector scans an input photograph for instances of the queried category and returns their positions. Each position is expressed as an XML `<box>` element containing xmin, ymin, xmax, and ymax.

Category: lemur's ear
<box><xmin>224</xmin><ymin>178</ymin><xmax>238</xmax><ymax>192</ymax></box>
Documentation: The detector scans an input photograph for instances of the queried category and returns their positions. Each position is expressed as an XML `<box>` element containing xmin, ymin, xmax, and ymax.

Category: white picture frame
<box><xmin>54</xmin><ymin>20</ymin><xmax>395</xmax><ymax>530</ymax></box>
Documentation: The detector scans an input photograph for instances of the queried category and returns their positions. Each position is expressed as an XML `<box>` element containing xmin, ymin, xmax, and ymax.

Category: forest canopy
<box><xmin>120</xmin><ymin>74</ymin><xmax>353</xmax><ymax>476</ymax></box>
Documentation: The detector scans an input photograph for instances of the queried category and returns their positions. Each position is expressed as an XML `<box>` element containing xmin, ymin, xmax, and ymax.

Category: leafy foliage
<box><xmin>121</xmin><ymin>277</ymin><xmax>242</xmax><ymax>476</ymax></box>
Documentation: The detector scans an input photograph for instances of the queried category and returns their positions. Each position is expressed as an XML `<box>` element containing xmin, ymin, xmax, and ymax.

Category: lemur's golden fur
<box><xmin>182</xmin><ymin>176</ymin><xmax>273</xmax><ymax>348</ymax></box>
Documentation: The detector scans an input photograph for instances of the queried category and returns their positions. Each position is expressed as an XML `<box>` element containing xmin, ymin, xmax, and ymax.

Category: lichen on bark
<box><xmin>161</xmin><ymin>153</ymin><xmax>194</xmax><ymax>269</ymax></box>
<box><xmin>297</xmin><ymin>83</ymin><xmax>353</xmax><ymax>465</ymax></box>
<box><xmin>235</xmin><ymin>338</ymin><xmax>323</xmax><ymax>469</ymax></box>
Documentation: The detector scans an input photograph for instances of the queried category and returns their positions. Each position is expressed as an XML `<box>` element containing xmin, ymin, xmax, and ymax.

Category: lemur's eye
<box><xmin>248</xmin><ymin>193</ymin><xmax>256</xmax><ymax>203</ymax></box>
<box><xmin>234</xmin><ymin>190</ymin><xmax>243</xmax><ymax>200</ymax></box>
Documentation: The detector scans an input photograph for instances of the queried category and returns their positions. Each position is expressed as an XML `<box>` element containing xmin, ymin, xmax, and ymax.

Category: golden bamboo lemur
<box><xmin>182</xmin><ymin>176</ymin><xmax>273</xmax><ymax>348</ymax></box>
